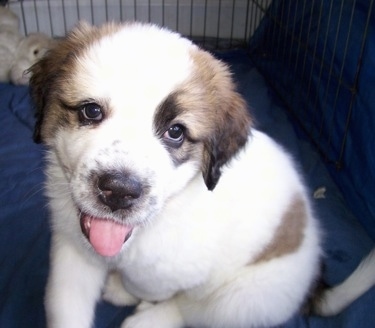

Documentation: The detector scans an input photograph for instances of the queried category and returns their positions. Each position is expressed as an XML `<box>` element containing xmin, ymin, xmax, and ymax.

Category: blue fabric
<box><xmin>0</xmin><ymin>84</ymin><xmax>48</xmax><ymax>327</ymax></box>
<box><xmin>0</xmin><ymin>48</ymin><xmax>374</xmax><ymax>327</ymax></box>
<box><xmin>248</xmin><ymin>0</ymin><xmax>375</xmax><ymax>241</ymax></box>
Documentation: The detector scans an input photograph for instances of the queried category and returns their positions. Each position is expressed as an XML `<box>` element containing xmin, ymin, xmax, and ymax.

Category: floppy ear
<box><xmin>202</xmin><ymin>90</ymin><xmax>251</xmax><ymax>190</ymax></box>
<box><xmin>187</xmin><ymin>48</ymin><xmax>252</xmax><ymax>190</ymax></box>
<box><xmin>29</xmin><ymin>36</ymin><xmax>65</xmax><ymax>144</ymax></box>
<box><xmin>30</xmin><ymin>56</ymin><xmax>50</xmax><ymax>144</ymax></box>
<box><xmin>189</xmin><ymin>48</ymin><xmax>252</xmax><ymax>191</ymax></box>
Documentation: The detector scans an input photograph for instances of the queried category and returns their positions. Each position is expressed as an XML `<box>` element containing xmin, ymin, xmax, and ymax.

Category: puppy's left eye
<box><xmin>79</xmin><ymin>103</ymin><xmax>104</xmax><ymax>124</ymax></box>
<box><xmin>163</xmin><ymin>124</ymin><xmax>185</xmax><ymax>147</ymax></box>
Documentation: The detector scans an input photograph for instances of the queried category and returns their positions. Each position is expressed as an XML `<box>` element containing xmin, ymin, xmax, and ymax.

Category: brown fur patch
<box><xmin>253</xmin><ymin>195</ymin><xmax>307</xmax><ymax>263</ymax></box>
<box><xmin>31</xmin><ymin>22</ymin><xmax>124</xmax><ymax>143</ymax></box>
<box><xmin>154</xmin><ymin>92</ymin><xmax>204</xmax><ymax>166</ymax></box>
<box><xmin>152</xmin><ymin>45</ymin><xmax>252</xmax><ymax>190</ymax></box>
<box><xmin>187</xmin><ymin>48</ymin><xmax>252</xmax><ymax>190</ymax></box>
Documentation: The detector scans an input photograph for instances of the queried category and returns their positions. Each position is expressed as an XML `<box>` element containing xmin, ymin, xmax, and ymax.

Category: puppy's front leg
<box><xmin>102</xmin><ymin>271</ymin><xmax>139</xmax><ymax>306</ymax></box>
<box><xmin>45</xmin><ymin>238</ymin><xmax>107</xmax><ymax>328</ymax></box>
<box><xmin>122</xmin><ymin>299</ymin><xmax>183</xmax><ymax>328</ymax></box>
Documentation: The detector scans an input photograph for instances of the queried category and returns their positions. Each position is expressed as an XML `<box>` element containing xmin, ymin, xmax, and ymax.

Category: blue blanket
<box><xmin>0</xmin><ymin>50</ymin><xmax>374</xmax><ymax>327</ymax></box>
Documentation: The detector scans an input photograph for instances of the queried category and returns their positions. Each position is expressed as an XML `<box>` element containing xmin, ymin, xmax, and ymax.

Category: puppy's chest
<box><xmin>114</xmin><ymin>191</ymin><xmax>280</xmax><ymax>300</ymax></box>
<box><xmin>118</xmin><ymin>193</ymin><xmax>257</xmax><ymax>299</ymax></box>
<box><xmin>118</xmin><ymin>223</ymin><xmax>219</xmax><ymax>300</ymax></box>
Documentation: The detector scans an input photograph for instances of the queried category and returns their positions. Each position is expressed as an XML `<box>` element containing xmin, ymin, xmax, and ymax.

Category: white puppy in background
<box><xmin>0</xmin><ymin>6</ymin><xmax>53</xmax><ymax>85</ymax></box>
<box><xmin>9</xmin><ymin>32</ymin><xmax>53</xmax><ymax>85</ymax></box>
<box><xmin>30</xmin><ymin>22</ymin><xmax>373</xmax><ymax>328</ymax></box>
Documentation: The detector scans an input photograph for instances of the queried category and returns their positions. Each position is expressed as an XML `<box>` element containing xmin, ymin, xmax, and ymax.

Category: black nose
<box><xmin>97</xmin><ymin>172</ymin><xmax>142</xmax><ymax>211</ymax></box>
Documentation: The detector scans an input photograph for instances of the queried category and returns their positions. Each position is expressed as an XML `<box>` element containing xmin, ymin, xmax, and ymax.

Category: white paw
<box><xmin>135</xmin><ymin>301</ymin><xmax>154</xmax><ymax>312</ymax></box>
<box><xmin>121</xmin><ymin>313</ymin><xmax>150</xmax><ymax>328</ymax></box>
<box><xmin>121</xmin><ymin>301</ymin><xmax>183</xmax><ymax>328</ymax></box>
<box><xmin>102</xmin><ymin>271</ymin><xmax>138</xmax><ymax>306</ymax></box>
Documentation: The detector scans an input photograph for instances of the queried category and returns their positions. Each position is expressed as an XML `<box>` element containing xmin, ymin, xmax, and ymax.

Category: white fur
<box><xmin>0</xmin><ymin>7</ymin><xmax>21</xmax><ymax>82</ymax></box>
<box><xmin>315</xmin><ymin>248</ymin><xmax>375</xmax><ymax>316</ymax></box>
<box><xmin>10</xmin><ymin>32</ymin><xmax>53</xmax><ymax>85</ymax></box>
<box><xmin>42</xmin><ymin>24</ymin><xmax>322</xmax><ymax>328</ymax></box>
<box><xmin>0</xmin><ymin>7</ymin><xmax>53</xmax><ymax>85</ymax></box>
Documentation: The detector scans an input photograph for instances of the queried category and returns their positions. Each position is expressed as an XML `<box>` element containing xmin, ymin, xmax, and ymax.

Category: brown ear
<box><xmin>29</xmin><ymin>34</ymin><xmax>68</xmax><ymax>144</ymax></box>
<box><xmin>30</xmin><ymin>54</ymin><xmax>51</xmax><ymax>143</ymax></box>
<box><xmin>202</xmin><ymin>91</ymin><xmax>251</xmax><ymax>190</ymax></box>
<box><xmin>191</xmin><ymin>50</ymin><xmax>252</xmax><ymax>190</ymax></box>
<box><xmin>187</xmin><ymin>49</ymin><xmax>252</xmax><ymax>190</ymax></box>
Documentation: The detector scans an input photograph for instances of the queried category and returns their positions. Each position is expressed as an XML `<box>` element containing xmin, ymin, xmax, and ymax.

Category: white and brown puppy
<box><xmin>31</xmin><ymin>22</ymin><xmax>323</xmax><ymax>328</ymax></box>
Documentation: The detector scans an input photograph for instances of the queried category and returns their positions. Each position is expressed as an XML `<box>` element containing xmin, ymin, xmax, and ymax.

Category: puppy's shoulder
<box><xmin>245</xmin><ymin>130</ymin><xmax>296</xmax><ymax>167</ymax></box>
<box><xmin>221</xmin><ymin>129</ymin><xmax>303</xmax><ymax>189</ymax></box>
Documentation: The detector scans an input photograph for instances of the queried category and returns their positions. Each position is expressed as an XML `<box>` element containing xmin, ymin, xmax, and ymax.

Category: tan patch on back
<box><xmin>253</xmin><ymin>195</ymin><xmax>307</xmax><ymax>263</ymax></box>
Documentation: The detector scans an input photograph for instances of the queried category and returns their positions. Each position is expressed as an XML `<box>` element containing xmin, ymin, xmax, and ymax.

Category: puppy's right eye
<box><xmin>79</xmin><ymin>103</ymin><xmax>104</xmax><ymax>124</ymax></box>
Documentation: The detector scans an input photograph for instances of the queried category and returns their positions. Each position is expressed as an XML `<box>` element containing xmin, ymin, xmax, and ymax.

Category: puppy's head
<box><xmin>30</xmin><ymin>22</ymin><xmax>251</xmax><ymax>255</ymax></box>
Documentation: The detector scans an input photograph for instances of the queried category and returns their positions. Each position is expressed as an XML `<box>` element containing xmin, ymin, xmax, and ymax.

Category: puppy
<box><xmin>0</xmin><ymin>7</ymin><xmax>53</xmax><ymax>85</ymax></box>
<box><xmin>31</xmin><ymin>22</ymin><xmax>325</xmax><ymax>328</ymax></box>
<box><xmin>10</xmin><ymin>32</ymin><xmax>53</xmax><ymax>85</ymax></box>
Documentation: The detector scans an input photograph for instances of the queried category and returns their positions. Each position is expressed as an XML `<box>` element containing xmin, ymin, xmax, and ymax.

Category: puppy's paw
<box><xmin>102</xmin><ymin>271</ymin><xmax>139</xmax><ymax>306</ymax></box>
<box><xmin>135</xmin><ymin>301</ymin><xmax>154</xmax><ymax>312</ymax></box>
<box><xmin>121</xmin><ymin>301</ymin><xmax>183</xmax><ymax>328</ymax></box>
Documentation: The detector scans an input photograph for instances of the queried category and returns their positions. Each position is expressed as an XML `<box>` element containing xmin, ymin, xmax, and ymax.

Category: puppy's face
<box><xmin>31</xmin><ymin>22</ymin><xmax>251</xmax><ymax>256</ymax></box>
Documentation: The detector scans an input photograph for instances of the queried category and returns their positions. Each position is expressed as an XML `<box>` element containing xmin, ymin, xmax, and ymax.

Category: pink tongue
<box><xmin>89</xmin><ymin>218</ymin><xmax>132</xmax><ymax>257</ymax></box>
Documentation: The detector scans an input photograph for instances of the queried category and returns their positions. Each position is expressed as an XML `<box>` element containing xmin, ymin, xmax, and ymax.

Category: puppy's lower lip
<box><xmin>80</xmin><ymin>213</ymin><xmax>133</xmax><ymax>257</ymax></box>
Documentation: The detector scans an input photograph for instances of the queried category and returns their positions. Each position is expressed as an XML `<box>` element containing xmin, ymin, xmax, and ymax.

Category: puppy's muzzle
<box><xmin>97</xmin><ymin>172</ymin><xmax>142</xmax><ymax>212</ymax></box>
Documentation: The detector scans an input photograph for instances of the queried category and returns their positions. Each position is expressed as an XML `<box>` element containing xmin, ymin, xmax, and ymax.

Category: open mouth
<box><xmin>80</xmin><ymin>213</ymin><xmax>133</xmax><ymax>257</ymax></box>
